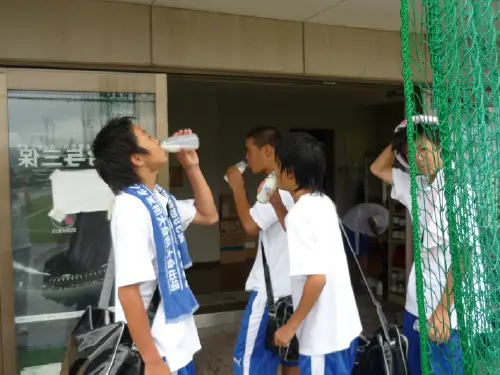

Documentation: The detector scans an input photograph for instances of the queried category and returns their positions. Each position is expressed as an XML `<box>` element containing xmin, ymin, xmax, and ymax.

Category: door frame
<box><xmin>0</xmin><ymin>68</ymin><xmax>168</xmax><ymax>375</ymax></box>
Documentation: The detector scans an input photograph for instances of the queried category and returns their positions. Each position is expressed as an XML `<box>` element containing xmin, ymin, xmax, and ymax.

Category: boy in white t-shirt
<box><xmin>271</xmin><ymin>132</ymin><xmax>362</xmax><ymax>375</ymax></box>
<box><xmin>370</xmin><ymin>116</ymin><xmax>482</xmax><ymax>375</ymax></box>
<box><xmin>92</xmin><ymin>117</ymin><xmax>218</xmax><ymax>375</ymax></box>
<box><xmin>226</xmin><ymin>126</ymin><xmax>298</xmax><ymax>375</ymax></box>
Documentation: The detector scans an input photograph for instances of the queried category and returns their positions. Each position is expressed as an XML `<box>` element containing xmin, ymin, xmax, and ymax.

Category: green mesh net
<box><xmin>400</xmin><ymin>0</ymin><xmax>499</xmax><ymax>373</ymax></box>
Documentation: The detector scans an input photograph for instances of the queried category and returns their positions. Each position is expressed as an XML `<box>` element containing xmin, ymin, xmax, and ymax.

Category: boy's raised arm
<box><xmin>370</xmin><ymin>145</ymin><xmax>395</xmax><ymax>185</ymax></box>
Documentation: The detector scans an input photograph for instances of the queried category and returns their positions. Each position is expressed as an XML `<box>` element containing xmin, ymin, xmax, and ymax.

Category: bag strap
<box><xmin>97</xmin><ymin>248</ymin><xmax>161</xmax><ymax>327</ymax></box>
<box><xmin>146</xmin><ymin>285</ymin><xmax>161</xmax><ymax>327</ymax></box>
<box><xmin>98</xmin><ymin>248</ymin><xmax>115</xmax><ymax>309</ymax></box>
<box><xmin>260</xmin><ymin>240</ymin><xmax>277</xmax><ymax>317</ymax></box>
<box><xmin>339</xmin><ymin>218</ymin><xmax>391</xmax><ymax>342</ymax></box>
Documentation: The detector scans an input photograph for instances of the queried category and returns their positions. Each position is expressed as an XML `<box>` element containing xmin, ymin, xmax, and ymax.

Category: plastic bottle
<box><xmin>160</xmin><ymin>133</ymin><xmax>200</xmax><ymax>153</ymax></box>
<box><xmin>256</xmin><ymin>172</ymin><xmax>278</xmax><ymax>204</ymax></box>
<box><xmin>224</xmin><ymin>161</ymin><xmax>247</xmax><ymax>182</ymax></box>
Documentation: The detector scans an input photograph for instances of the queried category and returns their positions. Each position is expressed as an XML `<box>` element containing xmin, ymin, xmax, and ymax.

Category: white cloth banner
<box><xmin>49</xmin><ymin>169</ymin><xmax>115</xmax><ymax>222</ymax></box>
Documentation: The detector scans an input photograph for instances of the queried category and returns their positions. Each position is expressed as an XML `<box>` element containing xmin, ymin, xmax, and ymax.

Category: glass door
<box><xmin>0</xmin><ymin>69</ymin><xmax>168</xmax><ymax>375</ymax></box>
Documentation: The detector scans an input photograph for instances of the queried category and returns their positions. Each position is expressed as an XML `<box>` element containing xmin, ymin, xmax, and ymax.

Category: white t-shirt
<box><xmin>342</xmin><ymin>203</ymin><xmax>389</xmax><ymax>236</ymax></box>
<box><xmin>286</xmin><ymin>194</ymin><xmax>362</xmax><ymax>356</ymax></box>
<box><xmin>111</xmin><ymin>191</ymin><xmax>200</xmax><ymax>372</ymax></box>
<box><xmin>245</xmin><ymin>190</ymin><xmax>295</xmax><ymax>299</ymax></box>
<box><xmin>392</xmin><ymin>168</ymin><xmax>486</xmax><ymax>332</ymax></box>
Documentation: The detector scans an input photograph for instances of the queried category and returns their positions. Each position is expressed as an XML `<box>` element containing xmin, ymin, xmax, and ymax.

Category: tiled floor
<box><xmin>194</xmin><ymin>292</ymin><xmax>403</xmax><ymax>374</ymax></box>
<box><xmin>195</xmin><ymin>323</ymin><xmax>239</xmax><ymax>375</ymax></box>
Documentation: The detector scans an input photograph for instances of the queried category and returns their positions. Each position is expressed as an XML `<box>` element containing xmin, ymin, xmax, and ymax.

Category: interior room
<box><xmin>166</xmin><ymin>75</ymin><xmax>407</xmax><ymax>318</ymax></box>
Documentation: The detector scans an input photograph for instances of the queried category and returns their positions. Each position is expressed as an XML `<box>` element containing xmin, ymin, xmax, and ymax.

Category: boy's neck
<box><xmin>291</xmin><ymin>188</ymin><xmax>311</xmax><ymax>202</ymax></box>
<box><xmin>139</xmin><ymin>170</ymin><xmax>159</xmax><ymax>192</ymax></box>
<box><xmin>427</xmin><ymin>171</ymin><xmax>437</xmax><ymax>184</ymax></box>
<box><xmin>263</xmin><ymin>163</ymin><xmax>274</xmax><ymax>176</ymax></box>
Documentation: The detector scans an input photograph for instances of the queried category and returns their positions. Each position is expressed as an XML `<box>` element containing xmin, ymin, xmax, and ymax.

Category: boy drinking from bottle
<box><xmin>226</xmin><ymin>126</ymin><xmax>299</xmax><ymax>375</ymax></box>
<box><xmin>93</xmin><ymin>117</ymin><xmax>218</xmax><ymax>375</ymax></box>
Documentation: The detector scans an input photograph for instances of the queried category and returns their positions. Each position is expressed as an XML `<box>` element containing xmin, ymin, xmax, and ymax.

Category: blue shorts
<box><xmin>234</xmin><ymin>291</ymin><xmax>299</xmax><ymax>375</ymax></box>
<box><xmin>403</xmin><ymin>310</ymin><xmax>463</xmax><ymax>375</ymax></box>
<box><xmin>342</xmin><ymin>227</ymin><xmax>370</xmax><ymax>257</ymax></box>
<box><xmin>299</xmin><ymin>338</ymin><xmax>358</xmax><ymax>375</ymax></box>
<box><xmin>164</xmin><ymin>360</ymin><xmax>194</xmax><ymax>375</ymax></box>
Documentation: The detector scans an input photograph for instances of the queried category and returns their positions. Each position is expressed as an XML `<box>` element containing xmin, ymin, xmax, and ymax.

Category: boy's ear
<box><xmin>264</xmin><ymin>144</ymin><xmax>274</xmax><ymax>158</ymax></box>
<box><xmin>130</xmin><ymin>153</ymin><xmax>144</xmax><ymax>167</ymax></box>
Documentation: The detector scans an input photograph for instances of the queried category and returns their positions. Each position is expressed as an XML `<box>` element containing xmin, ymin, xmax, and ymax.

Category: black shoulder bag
<box><xmin>339</xmin><ymin>220</ymin><xmax>409</xmax><ymax>375</ymax></box>
<box><xmin>261</xmin><ymin>240</ymin><xmax>300</xmax><ymax>362</ymax></box>
<box><xmin>60</xmin><ymin>250</ymin><xmax>161</xmax><ymax>375</ymax></box>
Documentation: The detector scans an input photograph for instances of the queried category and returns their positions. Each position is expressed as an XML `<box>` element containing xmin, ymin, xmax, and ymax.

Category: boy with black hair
<box><xmin>370</xmin><ymin>115</ymin><xmax>472</xmax><ymax>375</ymax></box>
<box><xmin>92</xmin><ymin>117</ymin><xmax>218</xmax><ymax>375</ymax></box>
<box><xmin>226</xmin><ymin>126</ymin><xmax>298</xmax><ymax>375</ymax></box>
<box><xmin>270</xmin><ymin>132</ymin><xmax>361</xmax><ymax>375</ymax></box>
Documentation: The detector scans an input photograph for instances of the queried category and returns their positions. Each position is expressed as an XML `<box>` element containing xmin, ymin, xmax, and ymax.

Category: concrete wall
<box><xmin>0</xmin><ymin>0</ymin><xmax>415</xmax><ymax>82</ymax></box>
<box><xmin>168</xmin><ymin>79</ymin><xmax>403</xmax><ymax>262</ymax></box>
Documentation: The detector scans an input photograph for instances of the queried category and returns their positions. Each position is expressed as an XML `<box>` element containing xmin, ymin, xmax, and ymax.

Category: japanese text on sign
<box><xmin>17</xmin><ymin>145</ymin><xmax>95</xmax><ymax>169</ymax></box>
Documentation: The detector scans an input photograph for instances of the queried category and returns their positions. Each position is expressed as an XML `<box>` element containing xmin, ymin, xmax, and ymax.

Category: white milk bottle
<box><xmin>224</xmin><ymin>161</ymin><xmax>247</xmax><ymax>182</ymax></box>
<box><xmin>256</xmin><ymin>172</ymin><xmax>278</xmax><ymax>204</ymax></box>
<box><xmin>160</xmin><ymin>133</ymin><xmax>200</xmax><ymax>153</ymax></box>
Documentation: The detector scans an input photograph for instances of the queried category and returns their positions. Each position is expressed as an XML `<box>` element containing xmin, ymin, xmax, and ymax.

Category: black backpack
<box><xmin>339</xmin><ymin>221</ymin><xmax>409</xmax><ymax>375</ymax></box>
<box><xmin>352</xmin><ymin>325</ymin><xmax>409</xmax><ymax>375</ymax></box>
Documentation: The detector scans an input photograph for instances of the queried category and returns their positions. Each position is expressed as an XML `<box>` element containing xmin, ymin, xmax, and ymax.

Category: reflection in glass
<box><xmin>8</xmin><ymin>91</ymin><xmax>156</xmax><ymax>373</ymax></box>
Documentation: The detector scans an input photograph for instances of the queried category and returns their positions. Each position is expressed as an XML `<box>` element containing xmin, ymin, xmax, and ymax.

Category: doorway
<box><xmin>167</xmin><ymin>76</ymin><xmax>405</xmax><ymax>322</ymax></box>
<box><xmin>0</xmin><ymin>69</ymin><xmax>168</xmax><ymax>375</ymax></box>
